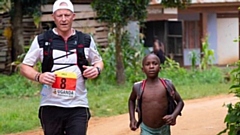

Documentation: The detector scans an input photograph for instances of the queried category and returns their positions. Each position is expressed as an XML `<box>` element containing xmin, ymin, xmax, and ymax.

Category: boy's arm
<box><xmin>172</xmin><ymin>88</ymin><xmax>184</xmax><ymax>117</ymax></box>
<box><xmin>163</xmin><ymin>80</ymin><xmax>184</xmax><ymax>125</ymax></box>
<box><xmin>170</xmin><ymin>83</ymin><xmax>184</xmax><ymax>118</ymax></box>
<box><xmin>164</xmin><ymin>79</ymin><xmax>184</xmax><ymax>116</ymax></box>
<box><xmin>128</xmin><ymin>85</ymin><xmax>138</xmax><ymax>130</ymax></box>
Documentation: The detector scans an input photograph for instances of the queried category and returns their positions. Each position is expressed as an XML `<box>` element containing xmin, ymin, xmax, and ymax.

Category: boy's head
<box><xmin>142</xmin><ymin>53</ymin><xmax>161</xmax><ymax>78</ymax></box>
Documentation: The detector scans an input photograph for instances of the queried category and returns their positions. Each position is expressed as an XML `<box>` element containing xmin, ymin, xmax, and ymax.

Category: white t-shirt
<box><xmin>22</xmin><ymin>29</ymin><xmax>102</xmax><ymax>108</ymax></box>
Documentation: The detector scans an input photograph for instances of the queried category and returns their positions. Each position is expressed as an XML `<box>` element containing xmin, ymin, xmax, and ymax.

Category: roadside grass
<box><xmin>0</xmin><ymin>97</ymin><xmax>40</xmax><ymax>135</ymax></box>
<box><xmin>87</xmin><ymin>82</ymin><xmax>231</xmax><ymax>117</ymax></box>
<box><xmin>0</xmin><ymin>67</ymin><xmax>232</xmax><ymax>135</ymax></box>
<box><xmin>0</xmin><ymin>82</ymin><xmax>231</xmax><ymax>135</ymax></box>
<box><xmin>176</xmin><ymin>83</ymin><xmax>230</xmax><ymax>100</ymax></box>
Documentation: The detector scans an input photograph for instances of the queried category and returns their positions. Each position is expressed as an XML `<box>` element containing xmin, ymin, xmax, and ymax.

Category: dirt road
<box><xmin>9</xmin><ymin>94</ymin><xmax>238</xmax><ymax>135</ymax></box>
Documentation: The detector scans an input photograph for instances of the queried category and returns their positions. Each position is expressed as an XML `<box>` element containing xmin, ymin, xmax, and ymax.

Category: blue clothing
<box><xmin>140</xmin><ymin>123</ymin><xmax>171</xmax><ymax>135</ymax></box>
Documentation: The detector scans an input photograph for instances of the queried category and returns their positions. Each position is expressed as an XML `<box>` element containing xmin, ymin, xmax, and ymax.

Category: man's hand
<box><xmin>82</xmin><ymin>66</ymin><xmax>99</xmax><ymax>79</ymax></box>
<box><xmin>39</xmin><ymin>72</ymin><xmax>56</xmax><ymax>86</ymax></box>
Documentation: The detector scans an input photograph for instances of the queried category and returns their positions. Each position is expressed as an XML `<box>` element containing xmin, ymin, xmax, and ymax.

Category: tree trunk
<box><xmin>115</xmin><ymin>24</ymin><xmax>125</xmax><ymax>85</ymax></box>
<box><xmin>12</xmin><ymin>0</ymin><xmax>24</xmax><ymax>61</ymax></box>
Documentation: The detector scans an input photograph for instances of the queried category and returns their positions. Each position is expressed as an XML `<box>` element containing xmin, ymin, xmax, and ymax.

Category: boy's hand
<box><xmin>129</xmin><ymin>120</ymin><xmax>138</xmax><ymax>131</ymax></box>
<box><xmin>163</xmin><ymin>114</ymin><xmax>176</xmax><ymax>125</ymax></box>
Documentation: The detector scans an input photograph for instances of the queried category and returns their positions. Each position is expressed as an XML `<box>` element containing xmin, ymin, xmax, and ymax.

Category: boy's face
<box><xmin>142</xmin><ymin>54</ymin><xmax>160</xmax><ymax>78</ymax></box>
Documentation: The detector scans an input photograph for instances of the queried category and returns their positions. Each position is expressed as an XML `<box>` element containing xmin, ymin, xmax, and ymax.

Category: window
<box><xmin>167</xmin><ymin>21</ymin><xmax>182</xmax><ymax>56</ymax></box>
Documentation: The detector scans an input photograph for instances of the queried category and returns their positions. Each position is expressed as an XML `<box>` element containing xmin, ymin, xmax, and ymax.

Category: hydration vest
<box><xmin>37</xmin><ymin>30</ymin><xmax>91</xmax><ymax>77</ymax></box>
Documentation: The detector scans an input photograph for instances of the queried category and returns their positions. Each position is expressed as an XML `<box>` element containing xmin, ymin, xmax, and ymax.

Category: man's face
<box><xmin>52</xmin><ymin>9</ymin><xmax>75</xmax><ymax>32</ymax></box>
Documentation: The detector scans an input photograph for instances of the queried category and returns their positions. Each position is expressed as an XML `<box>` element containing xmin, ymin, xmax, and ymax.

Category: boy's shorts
<box><xmin>140</xmin><ymin>122</ymin><xmax>171</xmax><ymax>135</ymax></box>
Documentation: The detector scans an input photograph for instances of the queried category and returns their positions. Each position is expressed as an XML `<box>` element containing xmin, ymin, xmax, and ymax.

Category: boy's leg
<box><xmin>39</xmin><ymin>106</ymin><xmax>65</xmax><ymax>135</ymax></box>
<box><xmin>65</xmin><ymin>107</ymin><xmax>91</xmax><ymax>135</ymax></box>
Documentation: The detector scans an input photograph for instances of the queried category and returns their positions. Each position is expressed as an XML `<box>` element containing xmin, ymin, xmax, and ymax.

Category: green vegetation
<box><xmin>91</xmin><ymin>0</ymin><xmax>192</xmax><ymax>84</ymax></box>
<box><xmin>161</xmin><ymin>0</ymin><xmax>191</xmax><ymax>8</ymax></box>
<box><xmin>92</xmin><ymin>0</ymin><xmax>150</xmax><ymax>84</ymax></box>
<box><xmin>0</xmin><ymin>65</ymin><xmax>231</xmax><ymax>134</ymax></box>
<box><xmin>0</xmin><ymin>23</ymin><xmax>231</xmax><ymax>135</ymax></box>
<box><xmin>218</xmin><ymin>61</ymin><xmax>240</xmax><ymax>135</ymax></box>
<box><xmin>0</xmin><ymin>32</ymin><xmax>233</xmax><ymax>134</ymax></box>
<box><xmin>200</xmin><ymin>36</ymin><xmax>215</xmax><ymax>70</ymax></box>
<box><xmin>0</xmin><ymin>97</ymin><xmax>40</xmax><ymax>134</ymax></box>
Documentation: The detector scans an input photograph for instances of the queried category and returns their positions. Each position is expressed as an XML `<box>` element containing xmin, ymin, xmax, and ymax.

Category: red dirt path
<box><xmin>8</xmin><ymin>94</ymin><xmax>238</xmax><ymax>135</ymax></box>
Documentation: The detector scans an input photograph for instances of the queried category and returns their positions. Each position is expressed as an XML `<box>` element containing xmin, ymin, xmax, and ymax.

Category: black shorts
<box><xmin>39</xmin><ymin>106</ymin><xmax>91</xmax><ymax>135</ymax></box>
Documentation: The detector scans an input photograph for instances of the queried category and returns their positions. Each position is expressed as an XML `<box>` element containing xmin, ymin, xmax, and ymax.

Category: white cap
<box><xmin>52</xmin><ymin>0</ymin><xmax>74</xmax><ymax>13</ymax></box>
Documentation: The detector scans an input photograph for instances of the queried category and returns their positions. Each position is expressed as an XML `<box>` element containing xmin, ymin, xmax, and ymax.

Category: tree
<box><xmin>92</xmin><ymin>0</ymin><xmax>149</xmax><ymax>85</ymax></box>
<box><xmin>161</xmin><ymin>0</ymin><xmax>191</xmax><ymax>8</ymax></box>
<box><xmin>10</xmin><ymin>0</ymin><xmax>48</xmax><ymax>61</ymax></box>
<box><xmin>92</xmin><ymin>0</ymin><xmax>191</xmax><ymax>85</ymax></box>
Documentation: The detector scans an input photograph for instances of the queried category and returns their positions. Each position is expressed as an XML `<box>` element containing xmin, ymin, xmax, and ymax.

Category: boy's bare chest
<box><xmin>142</xmin><ymin>84</ymin><xmax>167</xmax><ymax>101</ymax></box>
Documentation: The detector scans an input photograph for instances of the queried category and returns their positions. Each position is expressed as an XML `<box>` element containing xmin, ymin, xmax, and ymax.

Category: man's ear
<box><xmin>72</xmin><ymin>13</ymin><xmax>76</xmax><ymax>20</ymax></box>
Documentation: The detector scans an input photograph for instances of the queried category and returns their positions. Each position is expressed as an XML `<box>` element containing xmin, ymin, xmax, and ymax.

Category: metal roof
<box><xmin>191</xmin><ymin>0</ymin><xmax>240</xmax><ymax>3</ymax></box>
<box><xmin>149</xmin><ymin>0</ymin><xmax>240</xmax><ymax>5</ymax></box>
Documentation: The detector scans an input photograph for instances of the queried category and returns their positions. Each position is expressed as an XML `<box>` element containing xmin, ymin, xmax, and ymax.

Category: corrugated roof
<box><xmin>149</xmin><ymin>0</ymin><xmax>240</xmax><ymax>5</ymax></box>
<box><xmin>192</xmin><ymin>0</ymin><xmax>240</xmax><ymax>3</ymax></box>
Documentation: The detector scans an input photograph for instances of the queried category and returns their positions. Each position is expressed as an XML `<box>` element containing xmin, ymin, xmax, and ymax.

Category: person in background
<box><xmin>153</xmin><ymin>38</ymin><xmax>166</xmax><ymax>64</ymax></box>
<box><xmin>20</xmin><ymin>0</ymin><xmax>104</xmax><ymax>135</ymax></box>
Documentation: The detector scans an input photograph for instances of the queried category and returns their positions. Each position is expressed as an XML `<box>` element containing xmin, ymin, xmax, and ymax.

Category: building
<box><xmin>144</xmin><ymin>0</ymin><xmax>240</xmax><ymax>66</ymax></box>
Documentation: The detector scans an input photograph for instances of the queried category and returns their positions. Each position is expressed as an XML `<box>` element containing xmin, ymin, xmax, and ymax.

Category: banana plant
<box><xmin>199</xmin><ymin>36</ymin><xmax>215</xmax><ymax>70</ymax></box>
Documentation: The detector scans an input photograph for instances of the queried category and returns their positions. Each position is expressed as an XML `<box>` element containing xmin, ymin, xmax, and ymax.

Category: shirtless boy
<box><xmin>128</xmin><ymin>53</ymin><xmax>184</xmax><ymax>135</ymax></box>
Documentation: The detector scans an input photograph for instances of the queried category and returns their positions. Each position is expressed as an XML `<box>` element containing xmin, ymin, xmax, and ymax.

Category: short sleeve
<box><xmin>86</xmin><ymin>36</ymin><xmax>102</xmax><ymax>65</ymax></box>
<box><xmin>22</xmin><ymin>35</ymin><xmax>43</xmax><ymax>66</ymax></box>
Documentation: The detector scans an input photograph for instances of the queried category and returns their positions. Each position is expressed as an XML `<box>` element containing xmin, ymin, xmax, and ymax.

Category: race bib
<box><xmin>52</xmin><ymin>71</ymin><xmax>77</xmax><ymax>99</ymax></box>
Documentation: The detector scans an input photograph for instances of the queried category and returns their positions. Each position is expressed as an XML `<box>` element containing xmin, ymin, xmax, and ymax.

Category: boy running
<box><xmin>128</xmin><ymin>53</ymin><xmax>184</xmax><ymax>135</ymax></box>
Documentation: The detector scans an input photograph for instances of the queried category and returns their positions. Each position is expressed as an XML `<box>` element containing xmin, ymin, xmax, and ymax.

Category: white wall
<box><xmin>217</xmin><ymin>18</ymin><xmax>239</xmax><ymax>65</ymax></box>
<box><xmin>125</xmin><ymin>21</ymin><xmax>139</xmax><ymax>46</ymax></box>
<box><xmin>207</xmin><ymin>13</ymin><xmax>218</xmax><ymax>64</ymax></box>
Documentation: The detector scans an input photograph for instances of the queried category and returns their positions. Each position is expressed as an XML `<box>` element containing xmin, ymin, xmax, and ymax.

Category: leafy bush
<box><xmin>121</xmin><ymin>31</ymin><xmax>146</xmax><ymax>83</ymax></box>
<box><xmin>218</xmin><ymin>61</ymin><xmax>240</xmax><ymax>135</ymax></box>
<box><xmin>90</xmin><ymin>31</ymin><xmax>146</xmax><ymax>85</ymax></box>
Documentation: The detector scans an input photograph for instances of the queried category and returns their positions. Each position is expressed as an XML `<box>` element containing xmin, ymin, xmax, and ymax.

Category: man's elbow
<box><xmin>19</xmin><ymin>63</ymin><xmax>30</xmax><ymax>76</ymax></box>
<box><xmin>19</xmin><ymin>63</ymin><xmax>25</xmax><ymax>75</ymax></box>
